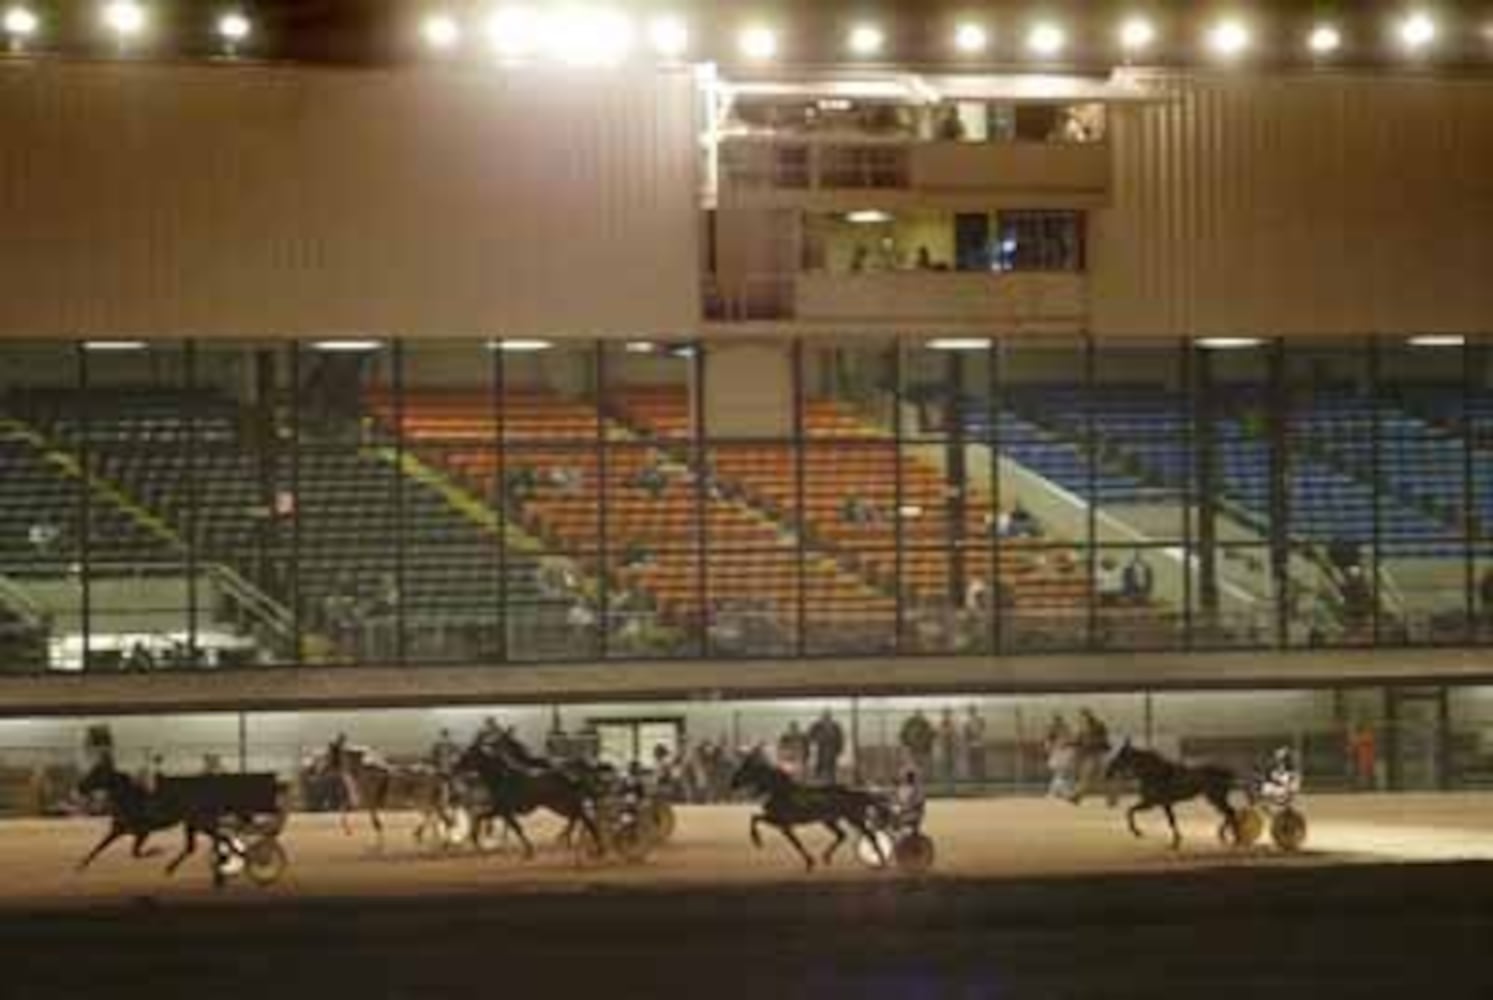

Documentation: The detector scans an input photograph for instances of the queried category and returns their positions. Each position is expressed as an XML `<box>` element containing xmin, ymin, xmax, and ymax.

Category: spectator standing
<box><xmin>1073</xmin><ymin>708</ymin><xmax>1111</xmax><ymax>803</ymax></box>
<box><xmin>1350</xmin><ymin>723</ymin><xmax>1378</xmax><ymax>790</ymax></box>
<box><xmin>962</xmin><ymin>705</ymin><xmax>987</xmax><ymax>786</ymax></box>
<box><xmin>1045</xmin><ymin>713</ymin><xmax>1077</xmax><ymax>800</ymax></box>
<box><xmin>806</xmin><ymin>709</ymin><xmax>845</xmax><ymax>784</ymax></box>
<box><xmin>1122</xmin><ymin>550</ymin><xmax>1155</xmax><ymax>604</ymax></box>
<box><xmin>900</xmin><ymin>710</ymin><xmax>936</xmax><ymax>778</ymax></box>
<box><xmin>938</xmin><ymin>707</ymin><xmax>960</xmax><ymax>785</ymax></box>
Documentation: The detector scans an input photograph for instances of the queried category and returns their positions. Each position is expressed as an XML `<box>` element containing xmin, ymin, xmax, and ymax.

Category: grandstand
<box><xmin>0</xmin><ymin>18</ymin><xmax>1491</xmax><ymax>793</ymax></box>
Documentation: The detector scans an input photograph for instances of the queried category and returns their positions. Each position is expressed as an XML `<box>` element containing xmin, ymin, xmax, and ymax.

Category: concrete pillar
<box><xmin>702</xmin><ymin>340</ymin><xmax>794</xmax><ymax>438</ymax></box>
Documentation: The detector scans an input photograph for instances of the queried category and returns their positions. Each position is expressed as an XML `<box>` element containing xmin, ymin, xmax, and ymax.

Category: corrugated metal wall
<box><xmin>1092</xmin><ymin>71</ymin><xmax>1493</xmax><ymax>337</ymax></box>
<box><xmin>0</xmin><ymin>61</ymin><xmax>699</xmax><ymax>338</ymax></box>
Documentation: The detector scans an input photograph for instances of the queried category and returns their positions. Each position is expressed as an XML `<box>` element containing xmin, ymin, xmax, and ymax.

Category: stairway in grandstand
<box><xmin>372</xmin><ymin>389</ymin><xmax>896</xmax><ymax>655</ymax></box>
<box><xmin>605</xmin><ymin>387</ymin><xmax>1107</xmax><ymax>632</ymax></box>
<box><xmin>993</xmin><ymin>383</ymin><xmax>1457</xmax><ymax>552</ymax></box>
<box><xmin>12</xmin><ymin>388</ymin><xmax>574</xmax><ymax>664</ymax></box>
<box><xmin>0</xmin><ymin>409</ymin><xmax>279</xmax><ymax>669</ymax></box>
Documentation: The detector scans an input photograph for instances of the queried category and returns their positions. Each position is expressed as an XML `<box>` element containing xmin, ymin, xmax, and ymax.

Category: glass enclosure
<box><xmin>0</xmin><ymin>335</ymin><xmax>1488</xmax><ymax>672</ymax></box>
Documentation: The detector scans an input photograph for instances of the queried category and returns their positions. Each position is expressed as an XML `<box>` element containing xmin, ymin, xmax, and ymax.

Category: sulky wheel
<box><xmin>1230</xmin><ymin>806</ymin><xmax>1265</xmax><ymax>847</ymax></box>
<box><xmin>214</xmin><ymin>836</ymin><xmax>247</xmax><ymax>879</ymax></box>
<box><xmin>855</xmin><ymin>830</ymin><xmax>896</xmax><ymax>869</ymax></box>
<box><xmin>1270</xmin><ymin>807</ymin><xmax>1308</xmax><ymax>852</ymax></box>
<box><xmin>893</xmin><ymin>833</ymin><xmax>935</xmax><ymax>874</ymax></box>
<box><xmin>611</xmin><ymin>823</ymin><xmax>651</xmax><ymax>864</ymax></box>
<box><xmin>244</xmin><ymin>836</ymin><xmax>289</xmax><ymax>886</ymax></box>
<box><xmin>1232</xmin><ymin>807</ymin><xmax>1265</xmax><ymax>847</ymax></box>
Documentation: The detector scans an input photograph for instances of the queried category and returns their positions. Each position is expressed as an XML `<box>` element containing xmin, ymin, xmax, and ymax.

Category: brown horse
<box><xmin>307</xmin><ymin>747</ymin><xmax>454</xmax><ymax>849</ymax></box>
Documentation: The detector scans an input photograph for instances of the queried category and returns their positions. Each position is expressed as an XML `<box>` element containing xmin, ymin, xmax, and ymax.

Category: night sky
<box><xmin>10</xmin><ymin>0</ymin><xmax>1493</xmax><ymax>69</ymax></box>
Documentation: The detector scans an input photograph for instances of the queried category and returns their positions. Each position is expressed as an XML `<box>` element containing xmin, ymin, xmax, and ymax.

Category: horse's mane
<box><xmin>740</xmin><ymin>751</ymin><xmax>795</xmax><ymax>791</ymax></box>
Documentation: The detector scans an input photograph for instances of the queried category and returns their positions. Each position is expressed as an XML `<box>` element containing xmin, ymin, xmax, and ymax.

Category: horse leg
<box><xmin>501</xmin><ymin>814</ymin><xmax>534</xmax><ymax>859</ymax></box>
<box><xmin>850</xmin><ymin>816</ymin><xmax>888</xmax><ymax>867</ymax></box>
<box><xmin>749</xmin><ymin>813</ymin><xmax>765</xmax><ymax>848</ymax></box>
<box><xmin>131</xmin><ymin>831</ymin><xmax>161</xmax><ymax>858</ymax></box>
<box><xmin>77</xmin><ymin>823</ymin><xmax>125</xmax><ymax>871</ymax></box>
<box><xmin>573</xmin><ymin>810</ymin><xmax>604</xmax><ymax>860</ymax></box>
<box><xmin>820</xmin><ymin>819</ymin><xmax>846</xmax><ymax>866</ymax></box>
<box><xmin>1207</xmin><ymin>788</ymin><xmax>1239</xmax><ymax>845</ymax></box>
<box><xmin>1163</xmin><ymin>803</ymin><xmax>1181</xmax><ymax>850</ymax></box>
<box><xmin>1126</xmin><ymin>801</ymin><xmax>1150</xmax><ymax>838</ymax></box>
<box><xmin>165</xmin><ymin>826</ymin><xmax>197</xmax><ymax>876</ymax></box>
<box><xmin>776</xmin><ymin>823</ymin><xmax>816</xmax><ymax>873</ymax></box>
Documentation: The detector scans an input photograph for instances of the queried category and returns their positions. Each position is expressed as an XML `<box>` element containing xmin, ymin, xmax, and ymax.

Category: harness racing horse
<box><xmin>75</xmin><ymin>758</ymin><xmax>232</xmax><ymax>880</ymax></box>
<box><xmin>730</xmin><ymin>750</ymin><xmax>887</xmax><ymax>872</ymax></box>
<box><xmin>309</xmin><ymin>745</ymin><xmax>394</xmax><ymax>846</ymax></box>
<box><xmin>1104</xmin><ymin>740</ymin><xmax>1242</xmax><ymax>849</ymax></box>
<box><xmin>456</xmin><ymin>744</ymin><xmax>603</xmax><ymax>859</ymax></box>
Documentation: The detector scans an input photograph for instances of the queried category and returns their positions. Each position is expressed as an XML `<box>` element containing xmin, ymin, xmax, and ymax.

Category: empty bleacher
<box><xmin>18</xmin><ymin>389</ymin><xmax>570</xmax><ymax>663</ymax></box>
<box><xmin>379</xmin><ymin>389</ymin><xmax>897</xmax><ymax>652</ymax></box>
<box><xmin>608</xmin><ymin>388</ymin><xmax>1098</xmax><ymax>621</ymax></box>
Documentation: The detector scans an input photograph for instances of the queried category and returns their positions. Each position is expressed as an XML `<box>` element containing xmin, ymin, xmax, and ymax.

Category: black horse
<box><xmin>730</xmin><ymin>749</ymin><xmax>887</xmax><ymax>872</ymax></box>
<box><xmin>456</xmin><ymin>744</ymin><xmax>603</xmax><ymax>858</ymax></box>
<box><xmin>1105</xmin><ymin>740</ymin><xmax>1241</xmax><ymax>849</ymax></box>
<box><xmin>75</xmin><ymin>757</ymin><xmax>231</xmax><ymax>881</ymax></box>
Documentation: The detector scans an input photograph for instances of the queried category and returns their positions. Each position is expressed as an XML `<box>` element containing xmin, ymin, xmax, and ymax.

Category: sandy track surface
<box><xmin>3</xmin><ymin>792</ymin><xmax>1490</xmax><ymax>908</ymax></box>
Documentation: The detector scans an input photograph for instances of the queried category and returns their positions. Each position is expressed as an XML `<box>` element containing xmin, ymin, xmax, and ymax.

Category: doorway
<box><xmin>1387</xmin><ymin>687</ymin><xmax>1449</xmax><ymax>790</ymax></box>
<box><xmin>591</xmin><ymin>717</ymin><xmax>684</xmax><ymax>768</ymax></box>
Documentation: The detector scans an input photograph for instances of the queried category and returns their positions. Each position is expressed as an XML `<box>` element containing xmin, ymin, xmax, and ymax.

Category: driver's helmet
<box><xmin>1273</xmin><ymin>746</ymin><xmax>1296</xmax><ymax>770</ymax></box>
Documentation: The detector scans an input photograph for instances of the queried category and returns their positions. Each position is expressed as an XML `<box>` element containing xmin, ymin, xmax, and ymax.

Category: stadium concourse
<box><xmin>0</xmin><ymin>794</ymin><xmax>1490</xmax><ymax>906</ymax></box>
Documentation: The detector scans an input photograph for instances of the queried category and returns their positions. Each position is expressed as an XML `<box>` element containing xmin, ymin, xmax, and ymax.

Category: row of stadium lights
<box><xmin>0</xmin><ymin>3</ymin><xmax>1475</xmax><ymax>63</ymax></box>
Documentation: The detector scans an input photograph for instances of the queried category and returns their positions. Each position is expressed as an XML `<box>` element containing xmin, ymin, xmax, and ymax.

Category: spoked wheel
<box><xmin>244</xmin><ymin>836</ymin><xmax>289</xmax><ymax>886</ymax></box>
<box><xmin>855</xmin><ymin>829</ymin><xmax>896</xmax><ymax>869</ymax></box>
<box><xmin>893</xmin><ymin>833</ymin><xmax>935</xmax><ymax>874</ymax></box>
<box><xmin>1270</xmin><ymin>807</ymin><xmax>1308</xmax><ymax>852</ymax></box>
<box><xmin>611</xmin><ymin>822</ymin><xmax>651</xmax><ymax>864</ymax></box>
<box><xmin>214</xmin><ymin>836</ymin><xmax>247</xmax><ymax>879</ymax></box>
<box><xmin>1232</xmin><ymin>807</ymin><xmax>1265</xmax><ymax>847</ymax></box>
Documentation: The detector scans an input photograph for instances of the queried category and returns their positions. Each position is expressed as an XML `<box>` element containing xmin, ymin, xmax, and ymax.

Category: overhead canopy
<box><xmin>717</xmin><ymin>71</ymin><xmax>1159</xmax><ymax>105</ymax></box>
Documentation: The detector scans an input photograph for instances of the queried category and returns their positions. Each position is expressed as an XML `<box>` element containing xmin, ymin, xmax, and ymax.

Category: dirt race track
<box><xmin>5</xmin><ymin>794</ymin><xmax>1493</xmax><ymax>998</ymax></box>
<box><xmin>5</xmin><ymin>791</ymin><xmax>1493</xmax><ymax>906</ymax></box>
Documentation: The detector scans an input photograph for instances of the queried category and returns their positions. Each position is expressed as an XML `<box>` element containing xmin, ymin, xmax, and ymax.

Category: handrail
<box><xmin>206</xmin><ymin>563</ymin><xmax>294</xmax><ymax>640</ymax></box>
<box><xmin>0</xmin><ymin>575</ymin><xmax>44</xmax><ymax>628</ymax></box>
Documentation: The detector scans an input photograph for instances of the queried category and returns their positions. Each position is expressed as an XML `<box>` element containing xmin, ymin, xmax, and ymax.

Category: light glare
<box><xmin>953</xmin><ymin>22</ymin><xmax>987</xmax><ymax>53</ymax></box>
<box><xmin>3</xmin><ymin>5</ymin><xmax>38</xmax><ymax>38</ymax></box>
<box><xmin>217</xmin><ymin>11</ymin><xmax>250</xmax><ymax>42</ymax></box>
<box><xmin>311</xmin><ymin>340</ymin><xmax>383</xmax><ymax>352</ymax></box>
<box><xmin>738</xmin><ymin>24</ymin><xmax>777</xmax><ymax>60</ymax></box>
<box><xmin>647</xmin><ymin>14</ymin><xmax>688</xmax><ymax>57</ymax></box>
<box><xmin>543</xmin><ymin>7</ymin><xmax>634</xmax><ymax>67</ymax></box>
<box><xmin>1308</xmin><ymin>24</ymin><xmax>1341</xmax><ymax>54</ymax></box>
<box><xmin>103</xmin><ymin>0</ymin><xmax>147</xmax><ymax>38</ymax></box>
<box><xmin>1399</xmin><ymin>11</ymin><xmax>1436</xmax><ymax>50</ymax></box>
<box><xmin>487</xmin><ymin>6</ymin><xmax>541</xmax><ymax>58</ymax></box>
<box><xmin>848</xmin><ymin>23</ymin><xmax>883</xmax><ymax>56</ymax></box>
<box><xmin>1207</xmin><ymin>18</ymin><xmax>1250</xmax><ymax>57</ymax></box>
<box><xmin>927</xmin><ymin>338</ymin><xmax>992</xmax><ymax>351</ymax></box>
<box><xmin>1119</xmin><ymin>17</ymin><xmax>1155</xmax><ymax>52</ymax></box>
<box><xmin>1196</xmin><ymin>336</ymin><xmax>1261</xmax><ymax>350</ymax></box>
<box><xmin>1026</xmin><ymin>22</ymin><xmax>1066</xmax><ymax>57</ymax></box>
<box><xmin>422</xmin><ymin>13</ymin><xmax>460</xmax><ymax>50</ymax></box>
<box><xmin>1409</xmin><ymin>334</ymin><xmax>1466</xmax><ymax>347</ymax></box>
<box><xmin>83</xmin><ymin>340</ymin><xmax>147</xmax><ymax>352</ymax></box>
